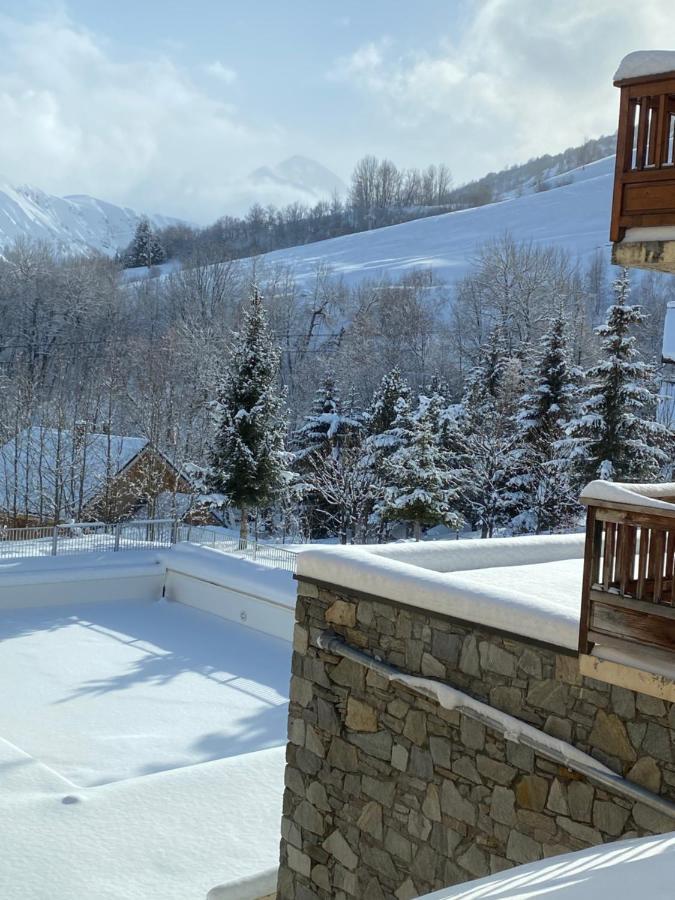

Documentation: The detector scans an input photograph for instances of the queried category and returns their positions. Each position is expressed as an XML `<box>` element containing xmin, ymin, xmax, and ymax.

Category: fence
<box><xmin>0</xmin><ymin>519</ymin><xmax>297</xmax><ymax>573</ymax></box>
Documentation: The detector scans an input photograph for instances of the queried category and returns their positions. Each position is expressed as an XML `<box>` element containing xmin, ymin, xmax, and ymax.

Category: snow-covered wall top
<box><xmin>614</xmin><ymin>51</ymin><xmax>675</xmax><ymax>83</ymax></box>
<box><xmin>297</xmin><ymin>534</ymin><xmax>585</xmax><ymax>649</ymax></box>
<box><xmin>580</xmin><ymin>480</ymin><xmax>675</xmax><ymax>513</ymax></box>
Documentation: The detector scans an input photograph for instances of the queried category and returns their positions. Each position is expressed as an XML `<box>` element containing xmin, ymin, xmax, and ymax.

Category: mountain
<box><xmin>239</xmin><ymin>156</ymin><xmax>615</xmax><ymax>289</ymax></box>
<box><xmin>248</xmin><ymin>155</ymin><xmax>347</xmax><ymax>203</ymax></box>
<box><xmin>0</xmin><ymin>179</ymin><xmax>180</xmax><ymax>256</ymax></box>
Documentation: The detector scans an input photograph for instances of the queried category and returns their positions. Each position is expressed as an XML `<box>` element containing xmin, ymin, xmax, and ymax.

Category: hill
<box><xmin>244</xmin><ymin>156</ymin><xmax>614</xmax><ymax>289</ymax></box>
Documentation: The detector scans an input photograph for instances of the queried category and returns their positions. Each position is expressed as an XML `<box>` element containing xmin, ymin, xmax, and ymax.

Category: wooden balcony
<box><xmin>579</xmin><ymin>481</ymin><xmax>675</xmax><ymax>657</ymax></box>
<box><xmin>611</xmin><ymin>53</ymin><xmax>675</xmax><ymax>273</ymax></box>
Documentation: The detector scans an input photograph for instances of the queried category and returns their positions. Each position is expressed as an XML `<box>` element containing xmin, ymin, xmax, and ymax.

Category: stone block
<box><xmin>286</xmin><ymin>845</ymin><xmax>312</xmax><ymax>877</ymax></box>
<box><xmin>395</xmin><ymin>877</ymin><xmax>418</xmax><ymax>900</ymax></box>
<box><xmin>329</xmin><ymin>657</ymin><xmax>365</xmax><ymax>692</ymax></box>
<box><xmin>327</xmin><ymin>737</ymin><xmax>359</xmax><ymax>772</ymax></box>
<box><xmin>589</xmin><ymin>711</ymin><xmax>637</xmax><ymax>762</ymax></box>
<box><xmin>526</xmin><ymin>680</ymin><xmax>569</xmax><ymax>716</ymax></box>
<box><xmin>409</xmin><ymin>746</ymin><xmax>434</xmax><ymax>780</ymax></box>
<box><xmin>441</xmin><ymin>780</ymin><xmax>477</xmax><ymax>826</ymax></box>
<box><xmin>518</xmin><ymin>648</ymin><xmax>543</xmax><ymax>679</ymax></box>
<box><xmin>611</xmin><ymin>685</ymin><xmax>636</xmax><ymax>720</ymax></box>
<box><xmin>627</xmin><ymin>756</ymin><xmax>661</xmax><ymax>793</ymax></box>
<box><xmin>294</xmin><ymin>800</ymin><xmax>325</xmax><ymax>835</ymax></box>
<box><xmin>567</xmin><ymin>782</ymin><xmax>594</xmax><ymax>822</ymax></box>
<box><xmin>289</xmin><ymin>717</ymin><xmax>305</xmax><ymax>747</ymax></box>
<box><xmin>556</xmin><ymin>816</ymin><xmax>603</xmax><ymax>845</ymax></box>
<box><xmin>546</xmin><ymin>779</ymin><xmax>569</xmax><ymax>816</ymax></box>
<box><xmin>554</xmin><ymin>654</ymin><xmax>582</xmax><ymax>685</ymax></box>
<box><xmin>479</xmin><ymin>642</ymin><xmax>516</xmax><ymax>677</ymax></box>
<box><xmin>642</xmin><ymin>723</ymin><xmax>671</xmax><ymax>762</ymax></box>
<box><xmin>453</xmin><ymin>755</ymin><xmax>481</xmax><ymax>784</ymax></box>
<box><xmin>458</xmin><ymin>844</ymin><xmax>489</xmax><ymax>877</ymax></box>
<box><xmin>403</xmin><ymin>709</ymin><xmax>428</xmax><ymax>746</ymax></box>
<box><xmin>305</xmin><ymin>723</ymin><xmax>326</xmax><ymax>757</ymax></box>
<box><xmin>460</xmin><ymin>716</ymin><xmax>486</xmax><ymax>752</ymax></box>
<box><xmin>345</xmin><ymin>697</ymin><xmax>378</xmax><ymax>733</ymax></box>
<box><xmin>357</xmin><ymin>800</ymin><xmax>383</xmax><ymax>841</ymax></box>
<box><xmin>311</xmin><ymin>864</ymin><xmax>331</xmax><ymax>892</ymax></box>
<box><xmin>543</xmin><ymin>715</ymin><xmax>572</xmax><ymax>743</ymax></box>
<box><xmin>325</xmin><ymin>599</ymin><xmax>357</xmax><ymax>628</ymax></box>
<box><xmin>384</xmin><ymin>827</ymin><xmax>413</xmax><ymax>864</ymax></box>
<box><xmin>432</xmin><ymin>631</ymin><xmax>461</xmax><ymax>668</ymax></box>
<box><xmin>392</xmin><ymin>743</ymin><xmax>409</xmax><ymax>772</ymax></box>
<box><xmin>476</xmin><ymin>755</ymin><xmax>516</xmax><ymax>786</ymax></box>
<box><xmin>421</xmin><ymin>652</ymin><xmax>446</xmax><ymax>678</ymax></box>
<box><xmin>489</xmin><ymin>686</ymin><xmax>524</xmax><ymax>718</ymax></box>
<box><xmin>348</xmin><ymin>730</ymin><xmax>393</xmax><ymax>761</ymax></box>
<box><xmin>307</xmin><ymin>780</ymin><xmax>331</xmax><ymax>812</ymax></box>
<box><xmin>515</xmin><ymin>775</ymin><xmax>548</xmax><ymax>811</ymax></box>
<box><xmin>506</xmin><ymin>830</ymin><xmax>542</xmax><ymax>864</ymax></box>
<box><xmin>407</xmin><ymin>809</ymin><xmax>432</xmax><ymax>841</ymax></box>
<box><xmin>490</xmin><ymin>786</ymin><xmax>516</xmax><ymax>826</ymax></box>
<box><xmin>636</xmin><ymin>694</ymin><xmax>667</xmax><ymax>718</ymax></box>
<box><xmin>422</xmin><ymin>783</ymin><xmax>442</xmax><ymax>822</ymax></box>
<box><xmin>593</xmin><ymin>801</ymin><xmax>630</xmax><ymax>836</ymax></box>
<box><xmin>363</xmin><ymin>774</ymin><xmax>396</xmax><ymax>806</ymax></box>
<box><xmin>460</xmin><ymin>635</ymin><xmax>481</xmax><ymax>677</ymax></box>
<box><xmin>290</xmin><ymin>675</ymin><xmax>314</xmax><ymax>707</ymax></box>
<box><xmin>429</xmin><ymin>735</ymin><xmax>452</xmax><ymax>770</ymax></box>
<box><xmin>632</xmin><ymin>802</ymin><xmax>675</xmax><ymax>833</ymax></box>
<box><xmin>297</xmin><ymin>580</ymin><xmax>319</xmax><ymax>599</ymax></box>
<box><xmin>293</xmin><ymin>624</ymin><xmax>309</xmax><ymax>654</ymax></box>
<box><xmin>323</xmin><ymin>829</ymin><xmax>358</xmax><ymax>870</ymax></box>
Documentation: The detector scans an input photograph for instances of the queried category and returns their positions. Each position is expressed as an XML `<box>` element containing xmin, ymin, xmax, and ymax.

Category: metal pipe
<box><xmin>317</xmin><ymin>632</ymin><xmax>675</xmax><ymax>821</ymax></box>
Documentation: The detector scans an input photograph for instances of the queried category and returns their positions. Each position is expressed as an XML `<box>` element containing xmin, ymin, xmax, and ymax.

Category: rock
<box><xmin>543</xmin><ymin>715</ymin><xmax>572</xmax><ymax>743</ymax></box>
<box><xmin>593</xmin><ymin>801</ymin><xmax>630</xmax><ymax>836</ymax></box>
<box><xmin>567</xmin><ymin>782</ymin><xmax>594</xmax><ymax>822</ymax></box>
<box><xmin>384</xmin><ymin>827</ymin><xmax>413</xmax><ymax>864</ymax></box>
<box><xmin>358</xmin><ymin>801</ymin><xmax>384</xmax><ymax>840</ymax></box>
<box><xmin>286</xmin><ymin>845</ymin><xmax>312</xmax><ymax>877</ymax></box>
<box><xmin>479</xmin><ymin>642</ymin><xmax>517</xmax><ymax>677</ymax></box>
<box><xmin>441</xmin><ymin>780</ymin><xmax>477</xmax><ymax>826</ymax></box>
<box><xmin>490</xmin><ymin>786</ymin><xmax>516</xmax><ymax>826</ymax></box>
<box><xmin>307</xmin><ymin>781</ymin><xmax>331</xmax><ymax>812</ymax></box>
<box><xmin>363</xmin><ymin>775</ymin><xmax>396</xmax><ymax>806</ymax></box>
<box><xmin>293</xmin><ymin>624</ymin><xmax>309</xmax><ymax>654</ymax></box>
<box><xmin>458</xmin><ymin>844</ymin><xmax>489</xmax><ymax>877</ymax></box>
<box><xmin>429</xmin><ymin>735</ymin><xmax>452</xmax><ymax>769</ymax></box>
<box><xmin>432</xmin><ymin>631</ymin><xmax>461</xmax><ymax>668</ymax></box>
<box><xmin>611</xmin><ymin>685</ymin><xmax>636</xmax><ymax>720</ymax></box>
<box><xmin>515</xmin><ymin>775</ymin><xmax>549</xmax><ymax>811</ymax></box>
<box><xmin>395</xmin><ymin>877</ymin><xmax>418</xmax><ymax>900</ymax></box>
<box><xmin>460</xmin><ymin>716</ymin><xmax>486</xmax><ymax>752</ymax></box>
<box><xmin>392</xmin><ymin>742</ymin><xmax>409</xmax><ymax>772</ymax></box>
<box><xmin>409</xmin><ymin>746</ymin><xmax>434</xmax><ymax>780</ymax></box>
<box><xmin>362</xmin><ymin>846</ymin><xmax>398</xmax><ymax>881</ymax></box>
<box><xmin>476</xmin><ymin>755</ymin><xmax>516</xmax><ymax>786</ymax></box>
<box><xmin>627</xmin><ymin>756</ymin><xmax>662</xmax><ymax>793</ymax></box>
<box><xmin>506</xmin><ymin>742</ymin><xmax>535</xmax><ymax>772</ymax></box>
<box><xmin>284</xmin><ymin>766</ymin><xmax>306</xmax><ymax>797</ymax></box>
<box><xmin>329</xmin><ymin>657</ymin><xmax>364</xmax><ymax>692</ymax></box>
<box><xmin>403</xmin><ymin>709</ymin><xmax>427</xmax><ymax>746</ymax></box>
<box><xmin>453</xmin><ymin>755</ymin><xmax>481</xmax><ymax>784</ymax></box>
<box><xmin>642</xmin><ymin>723</ymin><xmax>672</xmax><ymax>762</ymax></box>
<box><xmin>421</xmin><ymin>652</ymin><xmax>446</xmax><ymax>678</ymax></box>
<box><xmin>546</xmin><ymin>779</ymin><xmax>569</xmax><ymax>816</ymax></box>
<box><xmin>407</xmin><ymin>809</ymin><xmax>432</xmax><ymax>841</ymax></box>
<box><xmin>325</xmin><ymin>599</ymin><xmax>356</xmax><ymax>627</ymax></box>
<box><xmin>555</xmin><ymin>654</ymin><xmax>582</xmax><ymax>685</ymax></box>
<box><xmin>297</xmin><ymin>580</ymin><xmax>319</xmax><ymax>599</ymax></box>
<box><xmin>518</xmin><ymin>648</ymin><xmax>543</xmax><ymax>679</ymax></box>
<box><xmin>632</xmin><ymin>802</ymin><xmax>675</xmax><ymax>833</ymax></box>
<box><xmin>388</xmin><ymin>698</ymin><xmax>409</xmax><ymax>719</ymax></box>
<box><xmin>288</xmin><ymin>717</ymin><xmax>305</xmax><ymax>746</ymax></box>
<box><xmin>636</xmin><ymin>694</ymin><xmax>667</xmax><ymax>717</ymax></box>
<box><xmin>327</xmin><ymin>737</ymin><xmax>359</xmax><ymax>772</ymax></box>
<box><xmin>323</xmin><ymin>829</ymin><xmax>358</xmax><ymax>870</ymax></box>
<box><xmin>346</xmin><ymin>697</ymin><xmax>378</xmax><ymax>732</ymax></box>
<box><xmin>506</xmin><ymin>830</ymin><xmax>542</xmax><ymax>864</ymax></box>
<box><xmin>294</xmin><ymin>800</ymin><xmax>325</xmax><ymax>835</ymax></box>
<box><xmin>305</xmin><ymin>723</ymin><xmax>325</xmax><ymax>757</ymax></box>
<box><xmin>289</xmin><ymin>675</ymin><xmax>314</xmax><ymax>707</ymax></box>
<box><xmin>422</xmin><ymin>784</ymin><xmax>442</xmax><ymax>822</ymax></box>
<box><xmin>490</xmin><ymin>686</ymin><xmax>524</xmax><ymax>718</ymax></box>
<box><xmin>460</xmin><ymin>635</ymin><xmax>481</xmax><ymax>677</ymax></box>
<box><xmin>348</xmin><ymin>730</ymin><xmax>393</xmax><ymax>761</ymax></box>
<box><xmin>526</xmin><ymin>680</ymin><xmax>569</xmax><ymax>716</ymax></box>
<box><xmin>311</xmin><ymin>864</ymin><xmax>331</xmax><ymax>891</ymax></box>
<box><xmin>556</xmin><ymin>816</ymin><xmax>603</xmax><ymax>845</ymax></box>
<box><xmin>589</xmin><ymin>711</ymin><xmax>637</xmax><ymax>762</ymax></box>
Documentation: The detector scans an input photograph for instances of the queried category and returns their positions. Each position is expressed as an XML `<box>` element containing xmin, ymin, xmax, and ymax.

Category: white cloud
<box><xmin>0</xmin><ymin>14</ymin><xmax>280</xmax><ymax>221</ymax></box>
<box><xmin>331</xmin><ymin>0</ymin><xmax>675</xmax><ymax>180</ymax></box>
<box><xmin>204</xmin><ymin>61</ymin><xmax>237</xmax><ymax>84</ymax></box>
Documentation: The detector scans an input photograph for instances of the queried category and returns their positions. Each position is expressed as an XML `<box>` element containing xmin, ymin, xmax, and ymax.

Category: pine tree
<box><xmin>510</xmin><ymin>315</ymin><xmax>580</xmax><ymax>533</ymax></box>
<box><xmin>563</xmin><ymin>269</ymin><xmax>670</xmax><ymax>487</ymax></box>
<box><xmin>377</xmin><ymin>397</ymin><xmax>462</xmax><ymax>540</ymax></box>
<box><xmin>126</xmin><ymin>216</ymin><xmax>165</xmax><ymax>268</ymax></box>
<box><xmin>208</xmin><ymin>287</ymin><xmax>290</xmax><ymax>544</ymax></box>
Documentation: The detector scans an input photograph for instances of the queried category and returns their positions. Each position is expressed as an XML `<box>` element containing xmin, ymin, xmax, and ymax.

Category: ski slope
<box><xmin>248</xmin><ymin>156</ymin><xmax>614</xmax><ymax>289</ymax></box>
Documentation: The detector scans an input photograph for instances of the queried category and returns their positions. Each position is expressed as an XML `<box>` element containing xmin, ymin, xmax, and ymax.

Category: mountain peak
<box><xmin>248</xmin><ymin>156</ymin><xmax>347</xmax><ymax>204</ymax></box>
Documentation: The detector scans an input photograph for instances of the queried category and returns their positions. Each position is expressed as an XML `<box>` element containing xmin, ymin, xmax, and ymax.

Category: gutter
<box><xmin>317</xmin><ymin>632</ymin><xmax>675</xmax><ymax>822</ymax></box>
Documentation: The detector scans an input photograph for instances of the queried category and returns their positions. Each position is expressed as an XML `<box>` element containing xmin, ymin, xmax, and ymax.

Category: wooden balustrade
<box><xmin>611</xmin><ymin>68</ymin><xmax>675</xmax><ymax>242</ymax></box>
<box><xmin>579</xmin><ymin>485</ymin><xmax>675</xmax><ymax>656</ymax></box>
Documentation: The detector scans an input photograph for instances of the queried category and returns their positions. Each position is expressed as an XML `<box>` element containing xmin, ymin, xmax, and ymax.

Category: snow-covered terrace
<box><xmin>0</xmin><ymin>544</ymin><xmax>297</xmax><ymax>900</ymax></box>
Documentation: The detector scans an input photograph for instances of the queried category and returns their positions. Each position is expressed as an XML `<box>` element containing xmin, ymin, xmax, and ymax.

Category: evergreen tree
<box><xmin>126</xmin><ymin>216</ymin><xmax>165</xmax><ymax>268</ymax></box>
<box><xmin>377</xmin><ymin>397</ymin><xmax>462</xmax><ymax>540</ymax></box>
<box><xmin>562</xmin><ymin>270</ymin><xmax>670</xmax><ymax>486</ymax></box>
<box><xmin>510</xmin><ymin>315</ymin><xmax>581</xmax><ymax>533</ymax></box>
<box><xmin>208</xmin><ymin>287</ymin><xmax>290</xmax><ymax>544</ymax></box>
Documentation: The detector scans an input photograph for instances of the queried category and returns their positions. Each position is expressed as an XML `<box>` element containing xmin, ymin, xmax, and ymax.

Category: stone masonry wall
<box><xmin>277</xmin><ymin>579</ymin><xmax>675</xmax><ymax>900</ymax></box>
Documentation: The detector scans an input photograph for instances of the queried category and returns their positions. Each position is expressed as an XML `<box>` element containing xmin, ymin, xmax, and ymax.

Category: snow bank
<box><xmin>615</xmin><ymin>51</ymin><xmax>675</xmax><ymax>83</ymax></box>
<box><xmin>580</xmin><ymin>480</ymin><xmax>675</xmax><ymax>513</ymax></box>
<box><xmin>298</xmin><ymin>535</ymin><xmax>585</xmax><ymax>649</ymax></box>
<box><xmin>418</xmin><ymin>832</ymin><xmax>675</xmax><ymax>899</ymax></box>
<box><xmin>622</xmin><ymin>226</ymin><xmax>675</xmax><ymax>244</ymax></box>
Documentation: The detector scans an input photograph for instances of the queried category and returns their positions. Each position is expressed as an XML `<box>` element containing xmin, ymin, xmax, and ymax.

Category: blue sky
<box><xmin>1</xmin><ymin>1</ymin><xmax>675</xmax><ymax>221</ymax></box>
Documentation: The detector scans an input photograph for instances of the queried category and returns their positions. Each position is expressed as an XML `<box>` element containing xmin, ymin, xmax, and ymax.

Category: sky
<box><xmin>1</xmin><ymin>0</ymin><xmax>675</xmax><ymax>223</ymax></box>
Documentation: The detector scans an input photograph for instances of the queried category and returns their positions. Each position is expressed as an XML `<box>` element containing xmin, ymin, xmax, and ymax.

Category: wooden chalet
<box><xmin>611</xmin><ymin>50</ymin><xmax>675</xmax><ymax>273</ymax></box>
<box><xmin>0</xmin><ymin>426</ymin><xmax>214</xmax><ymax>527</ymax></box>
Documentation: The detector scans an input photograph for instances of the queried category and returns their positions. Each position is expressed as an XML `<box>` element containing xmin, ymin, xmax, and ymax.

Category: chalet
<box><xmin>611</xmin><ymin>50</ymin><xmax>675</xmax><ymax>273</ymax></box>
<box><xmin>0</xmin><ymin>425</ymin><xmax>212</xmax><ymax>526</ymax></box>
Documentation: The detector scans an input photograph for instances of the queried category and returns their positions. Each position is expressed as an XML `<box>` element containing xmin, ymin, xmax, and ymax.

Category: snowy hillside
<box><xmin>0</xmin><ymin>179</ymin><xmax>180</xmax><ymax>256</ymax></box>
<box><xmin>247</xmin><ymin>156</ymin><xmax>614</xmax><ymax>289</ymax></box>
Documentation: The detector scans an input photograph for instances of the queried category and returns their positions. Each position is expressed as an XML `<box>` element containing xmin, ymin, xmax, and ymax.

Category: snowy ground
<box><xmin>0</xmin><ymin>597</ymin><xmax>292</xmax><ymax>898</ymax></box>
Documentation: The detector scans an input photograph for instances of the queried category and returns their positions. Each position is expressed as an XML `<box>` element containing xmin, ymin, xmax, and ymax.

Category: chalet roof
<box><xmin>614</xmin><ymin>50</ymin><xmax>675</xmax><ymax>84</ymax></box>
<box><xmin>0</xmin><ymin>426</ymin><xmax>149</xmax><ymax>517</ymax></box>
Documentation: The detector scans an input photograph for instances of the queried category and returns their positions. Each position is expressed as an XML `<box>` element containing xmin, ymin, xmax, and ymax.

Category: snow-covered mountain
<box><xmin>0</xmin><ymin>178</ymin><xmax>180</xmax><ymax>256</ymax></box>
<box><xmin>240</xmin><ymin>156</ymin><xmax>615</xmax><ymax>289</ymax></box>
<box><xmin>249</xmin><ymin>155</ymin><xmax>347</xmax><ymax>203</ymax></box>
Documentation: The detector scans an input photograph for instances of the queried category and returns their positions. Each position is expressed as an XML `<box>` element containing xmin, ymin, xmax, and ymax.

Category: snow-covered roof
<box><xmin>419</xmin><ymin>832</ymin><xmax>675</xmax><ymax>899</ymax></box>
<box><xmin>0</xmin><ymin>426</ymin><xmax>149</xmax><ymax>517</ymax></box>
<box><xmin>580</xmin><ymin>479</ymin><xmax>675</xmax><ymax>514</ymax></box>
<box><xmin>614</xmin><ymin>51</ymin><xmax>675</xmax><ymax>83</ymax></box>
<box><xmin>297</xmin><ymin>533</ymin><xmax>585</xmax><ymax>649</ymax></box>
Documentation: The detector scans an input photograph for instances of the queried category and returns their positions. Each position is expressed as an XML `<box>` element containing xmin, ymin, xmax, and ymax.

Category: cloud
<box><xmin>331</xmin><ymin>0</ymin><xmax>675</xmax><ymax>180</ymax></box>
<box><xmin>0</xmin><ymin>13</ymin><xmax>279</xmax><ymax>221</ymax></box>
<box><xmin>204</xmin><ymin>61</ymin><xmax>237</xmax><ymax>84</ymax></box>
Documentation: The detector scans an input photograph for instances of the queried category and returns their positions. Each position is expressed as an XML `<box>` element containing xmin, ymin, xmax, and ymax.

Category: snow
<box><xmin>418</xmin><ymin>832</ymin><xmax>675</xmax><ymax>899</ymax></box>
<box><xmin>164</xmin><ymin>156</ymin><xmax>614</xmax><ymax>292</ymax></box>
<box><xmin>580</xmin><ymin>479</ymin><xmax>675</xmax><ymax>513</ymax></box>
<box><xmin>0</xmin><ymin>595</ymin><xmax>292</xmax><ymax>898</ymax></box>
<box><xmin>0</xmin><ymin>177</ymin><xmax>180</xmax><ymax>256</ymax></box>
<box><xmin>614</xmin><ymin>51</ymin><xmax>675</xmax><ymax>83</ymax></box>
<box><xmin>622</xmin><ymin>226</ymin><xmax>675</xmax><ymax>244</ymax></box>
<box><xmin>662</xmin><ymin>301</ymin><xmax>675</xmax><ymax>363</ymax></box>
<box><xmin>297</xmin><ymin>534</ymin><xmax>585</xmax><ymax>649</ymax></box>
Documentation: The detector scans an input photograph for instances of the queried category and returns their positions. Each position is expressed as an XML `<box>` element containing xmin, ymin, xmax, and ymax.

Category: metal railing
<box><xmin>0</xmin><ymin>519</ymin><xmax>297</xmax><ymax>573</ymax></box>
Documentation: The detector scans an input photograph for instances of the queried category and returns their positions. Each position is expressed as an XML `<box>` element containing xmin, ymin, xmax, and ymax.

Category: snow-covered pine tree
<box><xmin>377</xmin><ymin>397</ymin><xmax>462</xmax><ymax>540</ymax></box>
<box><xmin>459</xmin><ymin>326</ymin><xmax>520</xmax><ymax>537</ymax></box>
<box><xmin>126</xmin><ymin>216</ymin><xmax>165</xmax><ymax>268</ymax></box>
<box><xmin>208</xmin><ymin>286</ymin><xmax>290</xmax><ymax>544</ymax></box>
<box><xmin>562</xmin><ymin>269</ymin><xmax>670</xmax><ymax>487</ymax></box>
<box><xmin>510</xmin><ymin>314</ymin><xmax>581</xmax><ymax>533</ymax></box>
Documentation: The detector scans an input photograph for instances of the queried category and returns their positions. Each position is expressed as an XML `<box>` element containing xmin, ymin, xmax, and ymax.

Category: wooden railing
<box><xmin>579</xmin><ymin>482</ymin><xmax>675</xmax><ymax>656</ymax></box>
<box><xmin>611</xmin><ymin>69</ymin><xmax>675</xmax><ymax>242</ymax></box>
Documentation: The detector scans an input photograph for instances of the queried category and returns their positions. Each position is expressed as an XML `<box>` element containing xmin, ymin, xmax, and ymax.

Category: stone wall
<box><xmin>277</xmin><ymin>579</ymin><xmax>675</xmax><ymax>900</ymax></box>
